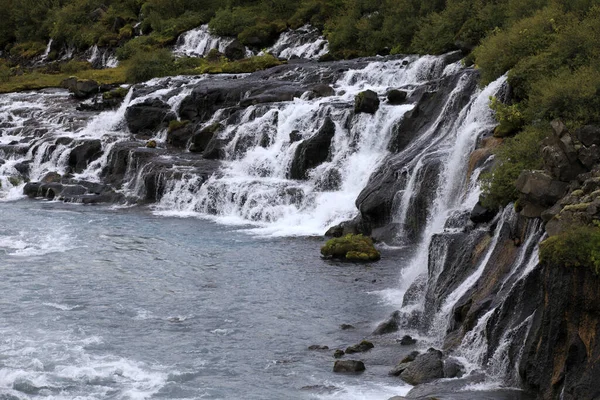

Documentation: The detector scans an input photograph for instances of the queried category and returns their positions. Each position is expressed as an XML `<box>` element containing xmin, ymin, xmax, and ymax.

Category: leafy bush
<box><xmin>125</xmin><ymin>48</ymin><xmax>173</xmax><ymax>83</ymax></box>
<box><xmin>481</xmin><ymin>125</ymin><xmax>547</xmax><ymax>208</ymax></box>
<box><xmin>209</xmin><ymin>7</ymin><xmax>256</xmax><ymax>37</ymax></box>
<box><xmin>540</xmin><ymin>226</ymin><xmax>600</xmax><ymax>275</ymax></box>
<box><xmin>0</xmin><ymin>63</ymin><xmax>11</xmax><ymax>82</ymax></box>
<box><xmin>321</xmin><ymin>234</ymin><xmax>381</xmax><ymax>262</ymax></box>
<box><xmin>489</xmin><ymin>96</ymin><xmax>525</xmax><ymax>137</ymax></box>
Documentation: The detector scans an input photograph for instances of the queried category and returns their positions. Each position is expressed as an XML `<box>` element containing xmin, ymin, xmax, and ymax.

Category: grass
<box><xmin>0</xmin><ymin>54</ymin><xmax>283</xmax><ymax>94</ymax></box>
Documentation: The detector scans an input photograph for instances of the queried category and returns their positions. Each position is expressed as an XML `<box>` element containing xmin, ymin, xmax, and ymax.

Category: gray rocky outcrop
<box><xmin>125</xmin><ymin>98</ymin><xmax>176</xmax><ymax>135</ymax></box>
<box><xmin>288</xmin><ymin>117</ymin><xmax>335</xmax><ymax>180</ymax></box>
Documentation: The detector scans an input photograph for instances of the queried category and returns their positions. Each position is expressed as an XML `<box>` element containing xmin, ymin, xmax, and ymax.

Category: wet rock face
<box><xmin>399</xmin><ymin>348</ymin><xmax>444</xmax><ymax>385</ymax></box>
<box><xmin>515</xmin><ymin>171</ymin><xmax>569</xmax><ymax>217</ymax></box>
<box><xmin>387</xmin><ymin>89</ymin><xmax>407</xmax><ymax>105</ymax></box>
<box><xmin>125</xmin><ymin>98</ymin><xmax>176</xmax><ymax>135</ymax></box>
<box><xmin>68</xmin><ymin>140</ymin><xmax>102</xmax><ymax>173</ymax></box>
<box><xmin>224</xmin><ymin>40</ymin><xmax>246</xmax><ymax>61</ymax></box>
<box><xmin>288</xmin><ymin>117</ymin><xmax>336</xmax><ymax>180</ymax></box>
<box><xmin>373</xmin><ymin>311</ymin><xmax>400</xmax><ymax>335</ymax></box>
<box><xmin>520</xmin><ymin>263</ymin><xmax>600</xmax><ymax>400</ymax></box>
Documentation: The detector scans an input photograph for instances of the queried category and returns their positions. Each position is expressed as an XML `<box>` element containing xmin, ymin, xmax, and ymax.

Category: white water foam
<box><xmin>267</xmin><ymin>25</ymin><xmax>329</xmax><ymax>59</ymax></box>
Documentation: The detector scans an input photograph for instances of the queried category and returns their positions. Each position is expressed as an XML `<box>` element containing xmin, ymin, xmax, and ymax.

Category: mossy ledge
<box><xmin>321</xmin><ymin>234</ymin><xmax>381</xmax><ymax>262</ymax></box>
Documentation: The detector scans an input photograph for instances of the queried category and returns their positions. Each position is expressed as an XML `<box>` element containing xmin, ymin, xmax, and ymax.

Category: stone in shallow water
<box><xmin>333</xmin><ymin>360</ymin><xmax>365</xmax><ymax>373</ymax></box>
<box><xmin>399</xmin><ymin>348</ymin><xmax>444</xmax><ymax>385</ymax></box>
<box><xmin>373</xmin><ymin>311</ymin><xmax>400</xmax><ymax>335</ymax></box>
<box><xmin>345</xmin><ymin>340</ymin><xmax>374</xmax><ymax>354</ymax></box>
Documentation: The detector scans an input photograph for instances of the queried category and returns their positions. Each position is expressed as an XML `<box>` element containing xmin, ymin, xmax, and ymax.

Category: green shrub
<box><xmin>238</xmin><ymin>21</ymin><xmax>286</xmax><ymax>48</ymax></box>
<box><xmin>540</xmin><ymin>226</ymin><xmax>600</xmax><ymax>275</ymax></box>
<box><xmin>321</xmin><ymin>234</ymin><xmax>381</xmax><ymax>262</ymax></box>
<box><xmin>527</xmin><ymin>65</ymin><xmax>600</xmax><ymax>127</ymax></box>
<box><xmin>209</xmin><ymin>7</ymin><xmax>256</xmax><ymax>37</ymax></box>
<box><xmin>116</xmin><ymin>36</ymin><xmax>160</xmax><ymax>60</ymax></box>
<box><xmin>481</xmin><ymin>125</ymin><xmax>547</xmax><ymax>208</ymax></box>
<box><xmin>9</xmin><ymin>41</ymin><xmax>47</xmax><ymax>59</ymax></box>
<box><xmin>489</xmin><ymin>96</ymin><xmax>525</xmax><ymax>137</ymax></box>
<box><xmin>125</xmin><ymin>48</ymin><xmax>173</xmax><ymax>83</ymax></box>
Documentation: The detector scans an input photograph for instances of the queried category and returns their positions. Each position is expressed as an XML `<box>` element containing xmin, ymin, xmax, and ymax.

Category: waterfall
<box><xmin>154</xmin><ymin>55</ymin><xmax>453</xmax><ymax>236</ymax></box>
<box><xmin>173</xmin><ymin>25</ymin><xmax>234</xmax><ymax>57</ymax></box>
<box><xmin>266</xmin><ymin>25</ymin><xmax>329</xmax><ymax>59</ymax></box>
<box><xmin>395</xmin><ymin>75</ymin><xmax>507</xmax><ymax>299</ymax></box>
<box><xmin>86</xmin><ymin>45</ymin><xmax>119</xmax><ymax>69</ymax></box>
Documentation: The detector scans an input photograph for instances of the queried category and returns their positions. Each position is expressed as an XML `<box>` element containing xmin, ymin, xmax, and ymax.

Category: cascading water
<box><xmin>86</xmin><ymin>45</ymin><xmax>119</xmax><ymax>69</ymax></box>
<box><xmin>154</xmin><ymin>56</ymin><xmax>453</xmax><ymax>236</ymax></box>
<box><xmin>173</xmin><ymin>25</ymin><xmax>235</xmax><ymax>57</ymax></box>
<box><xmin>266</xmin><ymin>25</ymin><xmax>329</xmax><ymax>60</ymax></box>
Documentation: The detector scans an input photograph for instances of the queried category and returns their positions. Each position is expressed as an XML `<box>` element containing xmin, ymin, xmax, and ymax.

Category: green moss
<box><xmin>563</xmin><ymin>203</ymin><xmax>592</xmax><ymax>212</ymax></box>
<box><xmin>146</xmin><ymin>140</ymin><xmax>157</xmax><ymax>149</ymax></box>
<box><xmin>168</xmin><ymin>120</ymin><xmax>190</xmax><ymax>133</ymax></box>
<box><xmin>10</xmin><ymin>41</ymin><xmax>47</xmax><ymax>59</ymax></box>
<box><xmin>540</xmin><ymin>226</ymin><xmax>600</xmax><ymax>275</ymax></box>
<box><xmin>102</xmin><ymin>87</ymin><xmax>129</xmax><ymax>100</ymax></box>
<box><xmin>8</xmin><ymin>176</ymin><xmax>22</xmax><ymax>186</ymax></box>
<box><xmin>321</xmin><ymin>234</ymin><xmax>381</xmax><ymax>262</ymax></box>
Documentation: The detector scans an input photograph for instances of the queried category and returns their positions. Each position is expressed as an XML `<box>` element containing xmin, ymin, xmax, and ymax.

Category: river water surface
<box><xmin>0</xmin><ymin>200</ymin><xmax>413</xmax><ymax>400</ymax></box>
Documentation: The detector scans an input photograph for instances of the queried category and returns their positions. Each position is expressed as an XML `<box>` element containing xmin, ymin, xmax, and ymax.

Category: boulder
<box><xmin>576</xmin><ymin>125</ymin><xmax>600</xmax><ymax>147</ymax></box>
<box><xmin>399</xmin><ymin>335</ymin><xmax>417</xmax><ymax>346</ymax></box>
<box><xmin>345</xmin><ymin>341</ymin><xmax>374</xmax><ymax>354</ymax></box>
<box><xmin>340</xmin><ymin>324</ymin><xmax>355</xmax><ymax>330</ymax></box>
<box><xmin>355</xmin><ymin>90</ymin><xmax>380</xmax><ymax>114</ymax></box>
<box><xmin>333</xmin><ymin>349</ymin><xmax>345</xmax><ymax>358</ymax></box>
<box><xmin>68</xmin><ymin>140</ymin><xmax>102</xmax><ymax>173</ymax></box>
<box><xmin>578</xmin><ymin>145</ymin><xmax>600</xmax><ymax>169</ymax></box>
<box><xmin>541</xmin><ymin>136</ymin><xmax>586</xmax><ymax>182</ymax></box>
<box><xmin>23</xmin><ymin>182</ymin><xmax>41</xmax><ymax>198</ymax></box>
<box><xmin>61</xmin><ymin>77</ymin><xmax>100</xmax><ymax>99</ymax></box>
<box><xmin>443</xmin><ymin>357</ymin><xmax>465</xmax><ymax>378</ymax></box>
<box><xmin>373</xmin><ymin>311</ymin><xmax>400</xmax><ymax>335</ymax></box>
<box><xmin>189</xmin><ymin>123</ymin><xmax>224</xmax><ymax>153</ymax></box>
<box><xmin>515</xmin><ymin>170</ymin><xmax>569</xmax><ymax>216</ymax></box>
<box><xmin>41</xmin><ymin>171</ymin><xmax>61</xmax><ymax>183</ymax></box>
<box><xmin>125</xmin><ymin>98</ymin><xmax>176</xmax><ymax>135</ymax></box>
<box><xmin>389</xmin><ymin>351</ymin><xmax>420</xmax><ymax>376</ymax></box>
<box><xmin>289</xmin><ymin>117</ymin><xmax>336</xmax><ymax>180</ymax></box>
<box><xmin>399</xmin><ymin>348</ymin><xmax>444</xmax><ymax>385</ymax></box>
<box><xmin>224</xmin><ymin>40</ymin><xmax>246</xmax><ymax>61</ymax></box>
<box><xmin>289</xmin><ymin>130</ymin><xmax>302</xmax><ymax>143</ymax></box>
<box><xmin>469</xmin><ymin>202</ymin><xmax>497</xmax><ymax>224</ymax></box>
<box><xmin>203</xmin><ymin>138</ymin><xmax>231</xmax><ymax>160</ymax></box>
<box><xmin>387</xmin><ymin>89</ymin><xmax>408</xmax><ymax>105</ymax></box>
<box><xmin>167</xmin><ymin>121</ymin><xmax>193</xmax><ymax>148</ymax></box>
<box><xmin>333</xmin><ymin>360</ymin><xmax>365</xmax><ymax>373</ymax></box>
<box><xmin>308</xmin><ymin>345</ymin><xmax>329</xmax><ymax>351</ymax></box>
<box><xmin>308</xmin><ymin>84</ymin><xmax>335</xmax><ymax>98</ymax></box>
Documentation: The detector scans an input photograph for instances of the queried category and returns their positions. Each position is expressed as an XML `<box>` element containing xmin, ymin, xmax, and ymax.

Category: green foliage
<box><xmin>209</xmin><ymin>7</ymin><xmax>256</xmax><ymax>37</ymax></box>
<box><xmin>321</xmin><ymin>234</ymin><xmax>381</xmax><ymax>262</ymax></box>
<box><xmin>489</xmin><ymin>96</ymin><xmax>525</xmax><ymax>137</ymax></box>
<box><xmin>125</xmin><ymin>48</ymin><xmax>173</xmax><ymax>83</ymax></box>
<box><xmin>168</xmin><ymin>119</ymin><xmax>190</xmax><ymax>133</ymax></box>
<box><xmin>481</xmin><ymin>125</ymin><xmax>546</xmax><ymax>208</ymax></box>
<box><xmin>9</xmin><ymin>41</ymin><xmax>47</xmax><ymax>59</ymax></box>
<box><xmin>540</xmin><ymin>226</ymin><xmax>600</xmax><ymax>275</ymax></box>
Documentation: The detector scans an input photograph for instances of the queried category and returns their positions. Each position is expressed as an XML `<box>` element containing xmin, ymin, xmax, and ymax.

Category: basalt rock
<box><xmin>345</xmin><ymin>341</ymin><xmax>374</xmax><ymax>354</ymax></box>
<box><xmin>399</xmin><ymin>348</ymin><xmax>444</xmax><ymax>385</ymax></box>
<box><xmin>189</xmin><ymin>123</ymin><xmax>224</xmax><ymax>153</ymax></box>
<box><xmin>167</xmin><ymin>122</ymin><xmax>193</xmax><ymax>148</ymax></box>
<box><xmin>68</xmin><ymin>140</ymin><xmax>102</xmax><ymax>173</ymax></box>
<box><xmin>125</xmin><ymin>98</ymin><xmax>176</xmax><ymax>135</ymax></box>
<box><xmin>61</xmin><ymin>77</ymin><xmax>100</xmax><ymax>99</ymax></box>
<box><xmin>387</xmin><ymin>89</ymin><xmax>407</xmax><ymax>105</ymax></box>
<box><xmin>373</xmin><ymin>311</ymin><xmax>400</xmax><ymax>335</ymax></box>
<box><xmin>515</xmin><ymin>171</ymin><xmax>569</xmax><ymax>218</ymax></box>
<box><xmin>333</xmin><ymin>360</ymin><xmax>365</xmax><ymax>373</ymax></box>
<box><xmin>520</xmin><ymin>262</ymin><xmax>600</xmax><ymax>400</ymax></box>
<box><xmin>224</xmin><ymin>40</ymin><xmax>246</xmax><ymax>61</ymax></box>
<box><xmin>470</xmin><ymin>201</ymin><xmax>498</xmax><ymax>224</ymax></box>
<box><xmin>575</xmin><ymin>125</ymin><xmax>600</xmax><ymax>147</ymax></box>
<box><xmin>289</xmin><ymin>117</ymin><xmax>336</xmax><ymax>180</ymax></box>
<box><xmin>354</xmin><ymin>90</ymin><xmax>380</xmax><ymax>114</ymax></box>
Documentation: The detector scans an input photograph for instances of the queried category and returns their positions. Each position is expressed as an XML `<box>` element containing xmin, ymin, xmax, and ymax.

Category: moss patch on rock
<box><xmin>321</xmin><ymin>234</ymin><xmax>380</xmax><ymax>262</ymax></box>
<box><xmin>540</xmin><ymin>226</ymin><xmax>600</xmax><ymax>275</ymax></box>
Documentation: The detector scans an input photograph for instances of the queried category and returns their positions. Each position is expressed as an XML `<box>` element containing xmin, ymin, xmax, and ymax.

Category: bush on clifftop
<box><xmin>540</xmin><ymin>226</ymin><xmax>600</xmax><ymax>275</ymax></box>
<box><xmin>321</xmin><ymin>234</ymin><xmax>381</xmax><ymax>262</ymax></box>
